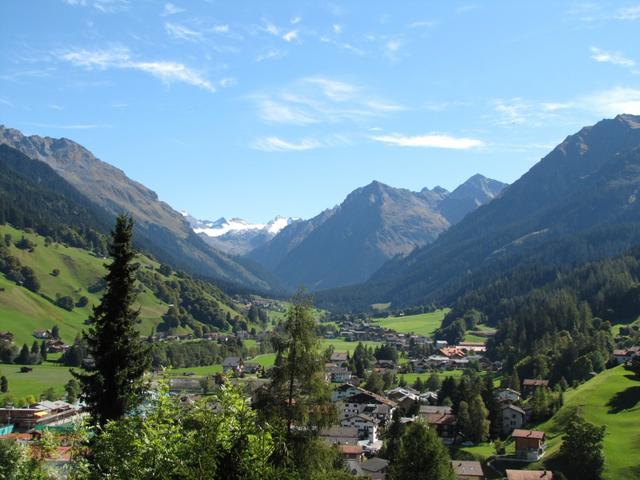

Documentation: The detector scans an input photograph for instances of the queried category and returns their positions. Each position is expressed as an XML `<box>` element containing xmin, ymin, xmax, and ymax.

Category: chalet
<box><xmin>438</xmin><ymin>347</ymin><xmax>466</xmax><ymax>359</ymax></box>
<box><xmin>327</xmin><ymin>366</ymin><xmax>352</xmax><ymax>383</ymax></box>
<box><xmin>337</xmin><ymin>444</ymin><xmax>364</xmax><ymax>460</ymax></box>
<box><xmin>501</xmin><ymin>404</ymin><xmax>526</xmax><ymax>435</ymax></box>
<box><xmin>374</xmin><ymin>359</ymin><xmax>396</xmax><ymax>371</ymax></box>
<box><xmin>512</xmin><ymin>429</ymin><xmax>546</xmax><ymax>461</ymax></box>
<box><xmin>47</xmin><ymin>340</ymin><xmax>68</xmax><ymax>353</ymax></box>
<box><xmin>521</xmin><ymin>379</ymin><xmax>549</xmax><ymax>398</ymax></box>
<box><xmin>451</xmin><ymin>460</ymin><xmax>484</xmax><ymax>480</ymax></box>
<box><xmin>613</xmin><ymin>346</ymin><xmax>639</xmax><ymax>364</ymax></box>
<box><xmin>32</xmin><ymin>330</ymin><xmax>51</xmax><ymax>340</ymax></box>
<box><xmin>222</xmin><ymin>356</ymin><xmax>243</xmax><ymax>374</ymax></box>
<box><xmin>505</xmin><ymin>470</ymin><xmax>553</xmax><ymax>480</ymax></box>
<box><xmin>360</xmin><ymin>457</ymin><xmax>389</xmax><ymax>480</ymax></box>
<box><xmin>386</xmin><ymin>387</ymin><xmax>420</xmax><ymax>404</ymax></box>
<box><xmin>419</xmin><ymin>406</ymin><xmax>457</xmax><ymax>444</ymax></box>
<box><xmin>419</xmin><ymin>391</ymin><xmax>438</xmax><ymax>404</ymax></box>
<box><xmin>330</xmin><ymin>351</ymin><xmax>349</xmax><ymax>364</ymax></box>
<box><xmin>341</xmin><ymin>414</ymin><xmax>379</xmax><ymax>442</ymax></box>
<box><xmin>319</xmin><ymin>426</ymin><xmax>359</xmax><ymax>445</ymax></box>
<box><xmin>457</xmin><ymin>342</ymin><xmax>486</xmax><ymax>353</ymax></box>
<box><xmin>426</xmin><ymin>355</ymin><xmax>452</xmax><ymax>369</ymax></box>
<box><xmin>494</xmin><ymin>388</ymin><xmax>521</xmax><ymax>404</ymax></box>
<box><xmin>435</xmin><ymin>340</ymin><xmax>448</xmax><ymax>349</ymax></box>
<box><xmin>409</xmin><ymin>358</ymin><xmax>431</xmax><ymax>373</ymax></box>
<box><xmin>332</xmin><ymin>383</ymin><xmax>362</xmax><ymax>402</ymax></box>
<box><xmin>243</xmin><ymin>362</ymin><xmax>261</xmax><ymax>374</ymax></box>
<box><xmin>341</xmin><ymin>391</ymin><xmax>397</xmax><ymax>424</ymax></box>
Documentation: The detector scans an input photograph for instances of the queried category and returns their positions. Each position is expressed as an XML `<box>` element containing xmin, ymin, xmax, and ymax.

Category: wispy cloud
<box><xmin>253</xmin><ymin>76</ymin><xmax>403</xmax><ymax>126</ymax></box>
<box><xmin>63</xmin><ymin>0</ymin><xmax>128</xmax><ymax>13</ymax></box>
<box><xmin>57</xmin><ymin>46</ymin><xmax>216</xmax><ymax>92</ymax></box>
<box><xmin>251</xmin><ymin>136</ymin><xmax>321</xmax><ymax>152</ymax></box>
<box><xmin>165</xmin><ymin>22</ymin><xmax>202</xmax><ymax>41</ymax></box>
<box><xmin>580</xmin><ymin>87</ymin><xmax>640</xmax><ymax>116</ymax></box>
<box><xmin>590</xmin><ymin>47</ymin><xmax>635</xmax><ymax>68</ymax></box>
<box><xmin>493</xmin><ymin>98</ymin><xmax>530</xmax><ymax>125</ymax></box>
<box><xmin>614</xmin><ymin>4</ymin><xmax>640</xmax><ymax>20</ymax></box>
<box><xmin>256</xmin><ymin>49</ymin><xmax>284</xmax><ymax>62</ymax></box>
<box><xmin>371</xmin><ymin>133</ymin><xmax>484</xmax><ymax>149</ymax></box>
<box><xmin>161</xmin><ymin>2</ymin><xmax>183</xmax><ymax>16</ymax></box>
<box><xmin>282</xmin><ymin>30</ymin><xmax>299</xmax><ymax>42</ymax></box>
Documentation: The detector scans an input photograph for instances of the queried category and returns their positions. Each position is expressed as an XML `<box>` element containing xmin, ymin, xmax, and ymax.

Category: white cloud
<box><xmin>28</xmin><ymin>122</ymin><xmax>109</xmax><ymax>129</ymax></box>
<box><xmin>371</xmin><ymin>133</ymin><xmax>484</xmax><ymax>149</ymax></box>
<box><xmin>63</xmin><ymin>0</ymin><xmax>87</xmax><ymax>5</ymax></box>
<box><xmin>580</xmin><ymin>87</ymin><xmax>640</xmax><ymax>116</ymax></box>
<box><xmin>493</xmin><ymin>98</ymin><xmax>530</xmax><ymax>125</ymax></box>
<box><xmin>333</xmin><ymin>24</ymin><xmax>342</xmax><ymax>34</ymax></box>
<box><xmin>408</xmin><ymin>20</ymin><xmax>436</xmax><ymax>28</ymax></box>
<box><xmin>93</xmin><ymin>0</ymin><xmax>128</xmax><ymax>13</ymax></box>
<box><xmin>590</xmin><ymin>47</ymin><xmax>635</xmax><ymax>67</ymax></box>
<box><xmin>282</xmin><ymin>30</ymin><xmax>299</xmax><ymax>42</ymax></box>
<box><xmin>162</xmin><ymin>2</ymin><xmax>183</xmax><ymax>16</ymax></box>
<box><xmin>386</xmin><ymin>39</ymin><xmax>402</xmax><ymax>53</ymax></box>
<box><xmin>165</xmin><ymin>22</ymin><xmax>202</xmax><ymax>41</ymax></box>
<box><xmin>211</xmin><ymin>24</ymin><xmax>229</xmax><ymax>33</ymax></box>
<box><xmin>218</xmin><ymin>77</ymin><xmax>236</xmax><ymax>88</ymax></box>
<box><xmin>251</xmin><ymin>136</ymin><xmax>321</xmax><ymax>152</ymax></box>
<box><xmin>58</xmin><ymin>46</ymin><xmax>216</xmax><ymax>92</ymax></box>
<box><xmin>263</xmin><ymin>22</ymin><xmax>280</xmax><ymax>36</ymax></box>
<box><xmin>257</xmin><ymin>50</ymin><xmax>284</xmax><ymax>62</ymax></box>
<box><xmin>614</xmin><ymin>5</ymin><xmax>640</xmax><ymax>20</ymax></box>
<box><xmin>253</xmin><ymin>76</ymin><xmax>403</xmax><ymax>125</ymax></box>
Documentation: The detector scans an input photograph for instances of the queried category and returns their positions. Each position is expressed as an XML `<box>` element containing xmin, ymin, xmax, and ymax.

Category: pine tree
<box><xmin>15</xmin><ymin>344</ymin><xmax>30</xmax><ymax>365</ymax></box>
<box><xmin>0</xmin><ymin>376</ymin><xmax>7</xmax><ymax>393</ymax></box>
<box><xmin>389</xmin><ymin>421</ymin><xmax>455</xmax><ymax>480</ymax></box>
<box><xmin>74</xmin><ymin>214</ymin><xmax>150</xmax><ymax>427</ymax></box>
<box><xmin>468</xmin><ymin>394</ymin><xmax>490</xmax><ymax>442</ymax></box>
<box><xmin>457</xmin><ymin>400</ymin><xmax>472</xmax><ymax>439</ymax></box>
<box><xmin>40</xmin><ymin>341</ymin><xmax>48</xmax><ymax>362</ymax></box>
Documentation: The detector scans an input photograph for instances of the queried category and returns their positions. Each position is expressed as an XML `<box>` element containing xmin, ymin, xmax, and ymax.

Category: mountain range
<box><xmin>246</xmin><ymin>174</ymin><xmax>507</xmax><ymax>290</ymax></box>
<box><xmin>318</xmin><ymin>114</ymin><xmax>640</xmax><ymax>310</ymax></box>
<box><xmin>183</xmin><ymin>213</ymin><xmax>298</xmax><ymax>256</ymax></box>
<box><xmin>0</xmin><ymin>125</ymin><xmax>276</xmax><ymax>292</ymax></box>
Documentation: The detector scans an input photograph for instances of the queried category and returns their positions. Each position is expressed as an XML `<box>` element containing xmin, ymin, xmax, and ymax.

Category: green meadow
<box><xmin>374</xmin><ymin>309</ymin><xmax>448</xmax><ymax>337</ymax></box>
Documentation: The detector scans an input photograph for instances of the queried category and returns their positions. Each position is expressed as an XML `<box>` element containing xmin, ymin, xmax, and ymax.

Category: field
<box><xmin>0</xmin><ymin>362</ymin><xmax>73</xmax><ymax>401</ymax></box>
<box><xmin>374</xmin><ymin>309</ymin><xmax>449</xmax><ymax>337</ymax></box>
<box><xmin>534</xmin><ymin>365</ymin><xmax>640</xmax><ymax>479</ymax></box>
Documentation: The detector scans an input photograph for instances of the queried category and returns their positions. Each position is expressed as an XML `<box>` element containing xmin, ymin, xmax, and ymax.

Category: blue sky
<box><xmin>1</xmin><ymin>1</ymin><xmax>639</xmax><ymax>222</ymax></box>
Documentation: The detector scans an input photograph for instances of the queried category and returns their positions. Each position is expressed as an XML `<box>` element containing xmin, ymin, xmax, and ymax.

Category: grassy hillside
<box><xmin>535</xmin><ymin>365</ymin><xmax>640</xmax><ymax>479</ymax></box>
<box><xmin>0</xmin><ymin>224</ymin><xmax>241</xmax><ymax>346</ymax></box>
<box><xmin>374</xmin><ymin>309</ymin><xmax>449</xmax><ymax>337</ymax></box>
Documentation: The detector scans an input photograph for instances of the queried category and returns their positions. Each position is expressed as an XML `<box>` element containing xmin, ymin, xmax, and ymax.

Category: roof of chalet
<box><xmin>343</xmin><ymin>391</ymin><xmax>397</xmax><ymax>407</ymax></box>
<box><xmin>506</xmin><ymin>470</ymin><xmax>553</xmax><ymax>480</ymax></box>
<box><xmin>319</xmin><ymin>426</ymin><xmax>359</xmax><ymax>439</ymax></box>
<box><xmin>361</xmin><ymin>457</ymin><xmax>389</xmax><ymax>473</ymax></box>
<box><xmin>501</xmin><ymin>404</ymin><xmax>526</xmax><ymax>415</ymax></box>
<box><xmin>222</xmin><ymin>356</ymin><xmax>243</xmax><ymax>367</ymax></box>
<box><xmin>522</xmin><ymin>379</ymin><xmax>549</xmax><ymax>386</ymax></box>
<box><xmin>512</xmin><ymin>429</ymin><xmax>545</xmax><ymax>440</ymax></box>
<box><xmin>451</xmin><ymin>460</ymin><xmax>483</xmax><ymax>477</ymax></box>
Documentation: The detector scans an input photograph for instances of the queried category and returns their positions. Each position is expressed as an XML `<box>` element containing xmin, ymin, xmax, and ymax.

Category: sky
<box><xmin>1</xmin><ymin>1</ymin><xmax>639</xmax><ymax>223</ymax></box>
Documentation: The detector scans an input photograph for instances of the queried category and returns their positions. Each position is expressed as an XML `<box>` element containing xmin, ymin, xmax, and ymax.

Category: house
<box><xmin>337</xmin><ymin>444</ymin><xmax>364</xmax><ymax>460</ymax></box>
<box><xmin>457</xmin><ymin>342</ymin><xmax>487</xmax><ymax>353</ymax></box>
<box><xmin>331</xmin><ymin>351</ymin><xmax>349</xmax><ymax>364</ymax></box>
<box><xmin>341</xmin><ymin>414</ymin><xmax>379</xmax><ymax>442</ymax></box>
<box><xmin>0</xmin><ymin>401</ymin><xmax>81</xmax><ymax>430</ymax></box>
<box><xmin>451</xmin><ymin>460</ymin><xmax>484</xmax><ymax>480</ymax></box>
<box><xmin>360</xmin><ymin>457</ymin><xmax>389</xmax><ymax>480</ymax></box>
<box><xmin>521</xmin><ymin>379</ymin><xmax>549</xmax><ymax>398</ymax></box>
<box><xmin>46</xmin><ymin>340</ymin><xmax>68</xmax><ymax>353</ymax></box>
<box><xmin>385</xmin><ymin>387</ymin><xmax>420</xmax><ymax>410</ymax></box>
<box><xmin>327</xmin><ymin>365</ymin><xmax>352</xmax><ymax>383</ymax></box>
<box><xmin>332</xmin><ymin>383</ymin><xmax>362</xmax><ymax>402</ymax></box>
<box><xmin>438</xmin><ymin>347</ymin><xmax>466</xmax><ymax>359</ymax></box>
<box><xmin>494</xmin><ymin>388</ymin><xmax>521</xmax><ymax>404</ymax></box>
<box><xmin>222</xmin><ymin>356</ymin><xmax>243</xmax><ymax>374</ymax></box>
<box><xmin>613</xmin><ymin>346</ymin><xmax>639</xmax><ymax>364</ymax></box>
<box><xmin>435</xmin><ymin>340</ymin><xmax>448</xmax><ymax>349</ymax></box>
<box><xmin>243</xmin><ymin>362</ymin><xmax>261</xmax><ymax>374</ymax></box>
<box><xmin>512</xmin><ymin>429</ymin><xmax>546</xmax><ymax>461</ymax></box>
<box><xmin>341</xmin><ymin>391</ymin><xmax>397</xmax><ymax>424</ymax></box>
<box><xmin>319</xmin><ymin>426</ymin><xmax>359</xmax><ymax>445</ymax></box>
<box><xmin>418</xmin><ymin>406</ymin><xmax>457</xmax><ymax>444</ymax></box>
<box><xmin>501</xmin><ymin>404</ymin><xmax>526</xmax><ymax>435</ymax></box>
<box><xmin>505</xmin><ymin>470</ymin><xmax>553</xmax><ymax>480</ymax></box>
<box><xmin>32</xmin><ymin>330</ymin><xmax>51</xmax><ymax>340</ymax></box>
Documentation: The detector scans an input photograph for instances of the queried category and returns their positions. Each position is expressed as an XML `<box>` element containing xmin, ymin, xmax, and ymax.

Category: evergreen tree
<box><xmin>380</xmin><ymin>409</ymin><xmax>404</xmax><ymax>465</ymax></box>
<box><xmin>389</xmin><ymin>421</ymin><xmax>455</xmax><ymax>480</ymax></box>
<box><xmin>468</xmin><ymin>394</ymin><xmax>490</xmax><ymax>442</ymax></box>
<box><xmin>39</xmin><ymin>341</ymin><xmax>47</xmax><ymax>362</ymax></box>
<box><xmin>15</xmin><ymin>344</ymin><xmax>30</xmax><ymax>364</ymax></box>
<box><xmin>457</xmin><ymin>400</ymin><xmax>472</xmax><ymax>440</ymax></box>
<box><xmin>426</xmin><ymin>373</ymin><xmax>442</xmax><ymax>392</ymax></box>
<box><xmin>51</xmin><ymin>325</ymin><xmax>60</xmax><ymax>339</ymax></box>
<box><xmin>74</xmin><ymin>214</ymin><xmax>150</xmax><ymax>427</ymax></box>
<box><xmin>0</xmin><ymin>375</ymin><xmax>7</xmax><ymax>393</ymax></box>
<box><xmin>558</xmin><ymin>412</ymin><xmax>605</xmax><ymax>480</ymax></box>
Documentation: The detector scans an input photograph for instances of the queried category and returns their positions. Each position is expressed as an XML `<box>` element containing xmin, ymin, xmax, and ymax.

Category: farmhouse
<box><xmin>501</xmin><ymin>404</ymin><xmax>526</xmax><ymax>435</ymax></box>
<box><xmin>222</xmin><ymin>356</ymin><xmax>243</xmax><ymax>374</ymax></box>
<box><xmin>340</xmin><ymin>414</ymin><xmax>379</xmax><ymax>442</ymax></box>
<box><xmin>512</xmin><ymin>429</ymin><xmax>546</xmax><ymax>461</ymax></box>
<box><xmin>494</xmin><ymin>387</ymin><xmax>521</xmax><ymax>404</ymax></box>
<box><xmin>613</xmin><ymin>346</ymin><xmax>639</xmax><ymax>364</ymax></box>
<box><xmin>450</xmin><ymin>460</ymin><xmax>484</xmax><ymax>479</ymax></box>
<box><xmin>457</xmin><ymin>341</ymin><xmax>486</xmax><ymax>353</ymax></box>
<box><xmin>521</xmin><ymin>379</ymin><xmax>549</xmax><ymax>397</ymax></box>
<box><xmin>330</xmin><ymin>351</ymin><xmax>349</xmax><ymax>364</ymax></box>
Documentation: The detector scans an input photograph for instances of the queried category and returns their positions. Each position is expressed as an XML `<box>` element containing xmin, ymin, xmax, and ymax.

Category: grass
<box><xmin>373</xmin><ymin>309</ymin><xmax>449</xmax><ymax>337</ymax></box>
<box><xmin>169</xmin><ymin>364</ymin><xmax>223</xmax><ymax>376</ymax></box>
<box><xmin>533</xmin><ymin>365</ymin><xmax>640</xmax><ymax>479</ymax></box>
<box><xmin>464</xmin><ymin>324</ymin><xmax>497</xmax><ymax>343</ymax></box>
<box><xmin>400</xmin><ymin>370</ymin><xmax>475</xmax><ymax>385</ymax></box>
<box><xmin>0</xmin><ymin>362</ymin><xmax>73</xmax><ymax>401</ymax></box>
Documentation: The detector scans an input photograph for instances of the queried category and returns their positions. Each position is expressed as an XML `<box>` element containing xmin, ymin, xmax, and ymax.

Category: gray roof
<box><xmin>451</xmin><ymin>460</ymin><xmax>483</xmax><ymax>477</ymax></box>
<box><xmin>361</xmin><ymin>457</ymin><xmax>389</xmax><ymax>473</ymax></box>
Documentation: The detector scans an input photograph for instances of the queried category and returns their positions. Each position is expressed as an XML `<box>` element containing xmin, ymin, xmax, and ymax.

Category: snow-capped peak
<box><xmin>182</xmin><ymin>212</ymin><xmax>297</xmax><ymax>238</ymax></box>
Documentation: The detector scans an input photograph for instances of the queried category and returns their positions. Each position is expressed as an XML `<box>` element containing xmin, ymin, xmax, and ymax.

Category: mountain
<box><xmin>319</xmin><ymin>114</ymin><xmax>640</xmax><ymax>310</ymax></box>
<box><xmin>183</xmin><ymin>213</ymin><xmax>298</xmax><ymax>256</ymax></box>
<box><xmin>250</xmin><ymin>175</ymin><xmax>506</xmax><ymax>291</ymax></box>
<box><xmin>0</xmin><ymin>126</ymin><xmax>276</xmax><ymax>292</ymax></box>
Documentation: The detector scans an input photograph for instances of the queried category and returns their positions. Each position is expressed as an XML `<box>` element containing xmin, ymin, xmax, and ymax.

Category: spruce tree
<box><xmin>40</xmin><ymin>341</ymin><xmax>47</xmax><ymax>362</ymax></box>
<box><xmin>0</xmin><ymin>376</ymin><xmax>7</xmax><ymax>393</ymax></box>
<box><xmin>74</xmin><ymin>214</ymin><xmax>150</xmax><ymax>426</ymax></box>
